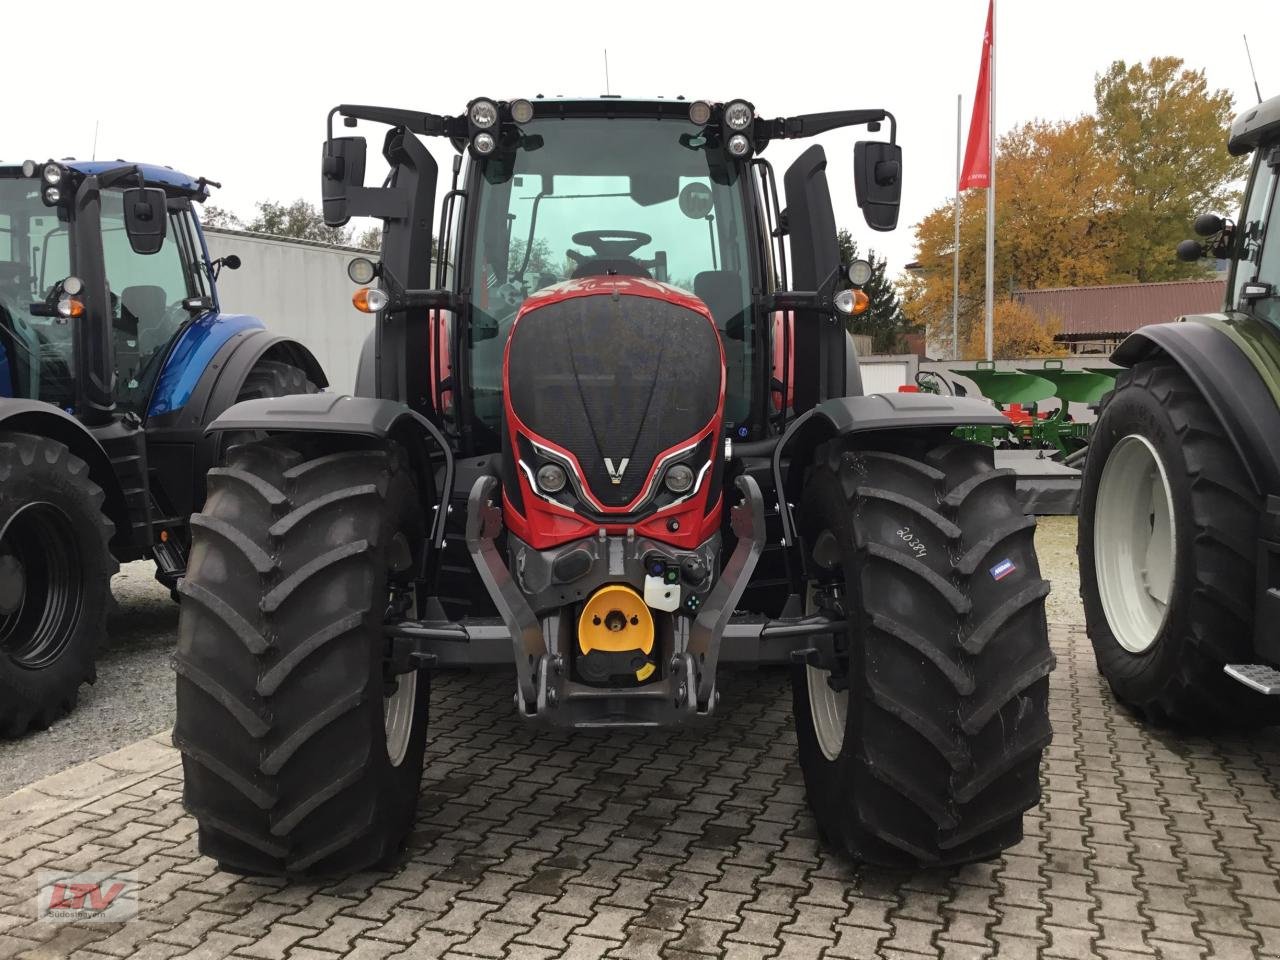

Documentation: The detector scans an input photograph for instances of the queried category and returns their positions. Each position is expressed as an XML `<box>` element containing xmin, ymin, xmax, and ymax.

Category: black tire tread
<box><xmin>794</xmin><ymin>439</ymin><xmax>1052</xmax><ymax>868</ymax></box>
<box><xmin>175</xmin><ymin>435</ymin><xmax>427</xmax><ymax>875</ymax></box>
<box><xmin>1079</xmin><ymin>360</ymin><xmax>1278</xmax><ymax>729</ymax></box>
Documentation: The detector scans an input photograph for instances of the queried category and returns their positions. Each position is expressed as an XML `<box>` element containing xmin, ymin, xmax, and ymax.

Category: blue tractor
<box><xmin>0</xmin><ymin>159</ymin><xmax>326</xmax><ymax>735</ymax></box>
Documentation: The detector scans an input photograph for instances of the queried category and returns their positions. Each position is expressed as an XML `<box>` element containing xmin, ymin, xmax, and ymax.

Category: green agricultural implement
<box><xmin>1078</xmin><ymin>91</ymin><xmax>1280</xmax><ymax>731</ymax></box>
<box><xmin>925</xmin><ymin>360</ymin><xmax>1117</xmax><ymax>456</ymax></box>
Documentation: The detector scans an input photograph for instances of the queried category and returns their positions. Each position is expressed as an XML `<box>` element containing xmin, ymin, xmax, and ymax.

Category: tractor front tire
<box><xmin>174</xmin><ymin>435</ymin><xmax>430</xmax><ymax>876</ymax></box>
<box><xmin>0</xmin><ymin>433</ymin><xmax>116</xmax><ymax>737</ymax></box>
<box><xmin>791</xmin><ymin>438</ymin><xmax>1053</xmax><ymax>867</ymax></box>
<box><xmin>1078</xmin><ymin>360</ymin><xmax>1276</xmax><ymax>730</ymax></box>
<box><xmin>235</xmin><ymin>359</ymin><xmax>318</xmax><ymax>403</ymax></box>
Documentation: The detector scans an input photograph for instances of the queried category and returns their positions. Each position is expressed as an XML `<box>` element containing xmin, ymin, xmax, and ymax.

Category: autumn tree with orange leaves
<box><xmin>903</xmin><ymin>57</ymin><xmax>1244</xmax><ymax>359</ymax></box>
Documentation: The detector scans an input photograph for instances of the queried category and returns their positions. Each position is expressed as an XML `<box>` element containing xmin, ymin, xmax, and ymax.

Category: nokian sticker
<box><xmin>989</xmin><ymin>558</ymin><xmax>1016</xmax><ymax>581</ymax></box>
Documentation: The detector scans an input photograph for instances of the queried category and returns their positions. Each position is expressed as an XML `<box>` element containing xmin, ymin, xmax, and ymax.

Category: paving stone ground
<box><xmin>1</xmin><ymin>624</ymin><xmax>1279</xmax><ymax>959</ymax></box>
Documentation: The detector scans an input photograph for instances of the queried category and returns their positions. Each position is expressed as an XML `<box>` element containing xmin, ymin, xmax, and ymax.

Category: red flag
<box><xmin>959</xmin><ymin>0</ymin><xmax>994</xmax><ymax>190</ymax></box>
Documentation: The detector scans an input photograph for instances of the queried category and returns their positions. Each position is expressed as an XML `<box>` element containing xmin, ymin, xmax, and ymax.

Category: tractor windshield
<box><xmin>467</xmin><ymin>117</ymin><xmax>755</xmax><ymax>435</ymax></box>
<box><xmin>0</xmin><ymin>176</ymin><xmax>76</xmax><ymax>407</ymax></box>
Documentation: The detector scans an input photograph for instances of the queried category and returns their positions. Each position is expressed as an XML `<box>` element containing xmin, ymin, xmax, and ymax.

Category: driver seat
<box><xmin>120</xmin><ymin>285</ymin><xmax>167</xmax><ymax>332</ymax></box>
<box><xmin>569</xmin><ymin>259</ymin><xmax>651</xmax><ymax>280</ymax></box>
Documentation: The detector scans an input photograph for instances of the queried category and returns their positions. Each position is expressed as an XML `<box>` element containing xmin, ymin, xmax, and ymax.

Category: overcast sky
<box><xmin>6</xmin><ymin>0</ymin><xmax>1274</xmax><ymax>275</ymax></box>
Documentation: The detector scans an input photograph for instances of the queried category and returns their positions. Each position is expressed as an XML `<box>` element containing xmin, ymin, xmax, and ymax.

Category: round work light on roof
<box><xmin>688</xmin><ymin>100</ymin><xmax>713</xmax><ymax>125</ymax></box>
<box><xmin>21</xmin><ymin>160</ymin><xmax>37</xmax><ymax>178</ymax></box>
<box><xmin>472</xmin><ymin>132</ymin><xmax>497</xmax><ymax>156</ymax></box>
<box><xmin>469</xmin><ymin>99</ymin><xmax>499</xmax><ymax>129</ymax></box>
<box><xmin>723</xmin><ymin>100</ymin><xmax>753</xmax><ymax>131</ymax></box>
<box><xmin>42</xmin><ymin>164</ymin><xmax>63</xmax><ymax>185</ymax></box>
<box><xmin>726</xmin><ymin>134</ymin><xmax>751</xmax><ymax>158</ymax></box>
<box><xmin>43</xmin><ymin>186</ymin><xmax>61</xmax><ymax>205</ymax></box>
<box><xmin>510</xmin><ymin>98</ymin><xmax>535</xmax><ymax>124</ymax></box>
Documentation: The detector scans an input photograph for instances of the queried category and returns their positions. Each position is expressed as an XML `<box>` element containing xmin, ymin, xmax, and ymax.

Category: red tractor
<box><xmin>174</xmin><ymin>97</ymin><xmax>1053</xmax><ymax>876</ymax></box>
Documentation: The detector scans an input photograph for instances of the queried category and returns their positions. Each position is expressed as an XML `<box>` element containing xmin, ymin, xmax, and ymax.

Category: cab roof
<box><xmin>0</xmin><ymin>160</ymin><xmax>210</xmax><ymax>198</ymax></box>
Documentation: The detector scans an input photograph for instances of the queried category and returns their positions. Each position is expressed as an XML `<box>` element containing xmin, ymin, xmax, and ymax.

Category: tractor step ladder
<box><xmin>1224</xmin><ymin>663</ymin><xmax>1280</xmax><ymax>695</ymax></box>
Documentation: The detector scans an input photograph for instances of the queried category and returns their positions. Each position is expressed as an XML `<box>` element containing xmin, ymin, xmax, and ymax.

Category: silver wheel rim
<box><xmin>805</xmin><ymin>584</ymin><xmax>848</xmax><ymax>761</ymax></box>
<box><xmin>1094</xmin><ymin>434</ymin><xmax>1176</xmax><ymax>654</ymax></box>
<box><xmin>384</xmin><ymin>670</ymin><xmax>417</xmax><ymax>768</ymax></box>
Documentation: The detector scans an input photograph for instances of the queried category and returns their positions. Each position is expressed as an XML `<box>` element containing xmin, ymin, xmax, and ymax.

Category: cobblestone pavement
<box><xmin>1</xmin><ymin>625</ymin><xmax>1279</xmax><ymax>959</ymax></box>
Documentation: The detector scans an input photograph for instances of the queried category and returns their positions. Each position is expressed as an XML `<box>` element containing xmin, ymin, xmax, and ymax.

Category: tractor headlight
<box><xmin>536</xmin><ymin>463</ymin><xmax>567</xmax><ymax>493</ymax></box>
<box><xmin>510</xmin><ymin>98</ymin><xmax>535</xmax><ymax>124</ymax></box>
<box><xmin>42</xmin><ymin>186</ymin><xmax>61</xmax><ymax>205</ymax></box>
<box><xmin>723</xmin><ymin>100</ymin><xmax>753</xmax><ymax>131</ymax></box>
<box><xmin>688</xmin><ymin>100</ymin><xmax>712</xmax><ymax>125</ymax></box>
<box><xmin>472</xmin><ymin>132</ymin><xmax>497</xmax><ymax>156</ymax></box>
<box><xmin>347</xmin><ymin>256</ymin><xmax>377</xmax><ymax>284</ymax></box>
<box><xmin>469</xmin><ymin>99</ymin><xmax>499</xmax><ymax>129</ymax></box>
<box><xmin>847</xmin><ymin>259</ymin><xmax>873</xmax><ymax>287</ymax></box>
<box><xmin>42</xmin><ymin>164</ymin><xmax>63</xmax><ymax>185</ymax></box>
<box><xmin>726</xmin><ymin>134</ymin><xmax>751</xmax><ymax>158</ymax></box>
<box><xmin>664</xmin><ymin>463</ymin><xmax>695</xmax><ymax>494</ymax></box>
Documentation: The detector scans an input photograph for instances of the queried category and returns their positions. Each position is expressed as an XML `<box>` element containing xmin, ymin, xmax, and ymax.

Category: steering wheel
<box><xmin>569</xmin><ymin>230</ymin><xmax>652</xmax><ymax>259</ymax></box>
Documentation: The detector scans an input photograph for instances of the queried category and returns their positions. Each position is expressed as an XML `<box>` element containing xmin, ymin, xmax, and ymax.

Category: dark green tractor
<box><xmin>1078</xmin><ymin>93</ymin><xmax>1280</xmax><ymax>729</ymax></box>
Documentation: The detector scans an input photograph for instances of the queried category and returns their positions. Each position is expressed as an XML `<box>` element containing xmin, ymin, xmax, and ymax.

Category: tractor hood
<box><xmin>501</xmin><ymin>276</ymin><xmax>726</xmax><ymax>549</ymax></box>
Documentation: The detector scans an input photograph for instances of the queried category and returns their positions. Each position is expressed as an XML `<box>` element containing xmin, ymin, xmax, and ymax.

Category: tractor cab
<box><xmin>0</xmin><ymin>162</ymin><xmax>221</xmax><ymax>420</ymax></box>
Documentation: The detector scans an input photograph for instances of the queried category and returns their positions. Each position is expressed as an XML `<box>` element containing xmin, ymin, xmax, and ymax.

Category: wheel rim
<box><xmin>1094</xmin><ymin>434</ymin><xmax>1177</xmax><ymax>654</ymax></box>
<box><xmin>805</xmin><ymin>581</ymin><xmax>848</xmax><ymax>761</ymax></box>
<box><xmin>0</xmin><ymin>503</ymin><xmax>84</xmax><ymax>668</ymax></box>
<box><xmin>384</xmin><ymin>670</ymin><xmax>417</xmax><ymax>767</ymax></box>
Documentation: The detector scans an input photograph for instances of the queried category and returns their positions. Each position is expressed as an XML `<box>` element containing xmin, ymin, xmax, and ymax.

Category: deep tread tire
<box><xmin>1078</xmin><ymin>360</ymin><xmax>1277</xmax><ymax>729</ymax></box>
<box><xmin>174</xmin><ymin>435</ymin><xmax>430</xmax><ymax>876</ymax></box>
<box><xmin>235</xmin><ymin>359</ymin><xmax>318</xmax><ymax>403</ymax></box>
<box><xmin>0</xmin><ymin>433</ymin><xmax>116</xmax><ymax>737</ymax></box>
<box><xmin>791</xmin><ymin>438</ymin><xmax>1052</xmax><ymax>867</ymax></box>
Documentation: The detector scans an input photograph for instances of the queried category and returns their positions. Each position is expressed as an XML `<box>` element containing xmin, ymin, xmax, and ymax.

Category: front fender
<box><xmin>208</xmin><ymin>394</ymin><xmax>453</xmax><ymax>549</ymax></box>
<box><xmin>771</xmin><ymin>392</ymin><xmax>1008</xmax><ymax>546</ymax></box>
<box><xmin>1113</xmin><ymin>317</ymin><xmax>1280</xmax><ymax>495</ymax></box>
<box><xmin>148</xmin><ymin>312</ymin><xmax>265</xmax><ymax>418</ymax></box>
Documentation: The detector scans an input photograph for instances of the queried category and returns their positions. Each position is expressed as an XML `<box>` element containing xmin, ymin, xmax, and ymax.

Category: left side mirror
<box><xmin>122</xmin><ymin>187</ymin><xmax>168</xmax><ymax>255</ymax></box>
<box><xmin>854</xmin><ymin>141</ymin><xmax>902</xmax><ymax>232</ymax></box>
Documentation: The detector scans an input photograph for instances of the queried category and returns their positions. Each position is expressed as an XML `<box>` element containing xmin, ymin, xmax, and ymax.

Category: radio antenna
<box><xmin>604</xmin><ymin>49</ymin><xmax>611</xmax><ymax>96</ymax></box>
<box><xmin>1244</xmin><ymin>34</ymin><xmax>1263</xmax><ymax>103</ymax></box>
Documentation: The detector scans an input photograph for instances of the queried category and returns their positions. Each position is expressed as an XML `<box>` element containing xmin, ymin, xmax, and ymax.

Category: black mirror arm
<box><xmin>763</xmin><ymin>109</ymin><xmax>896</xmax><ymax>143</ymax></box>
<box><xmin>329</xmin><ymin>104</ymin><xmax>466</xmax><ymax>140</ymax></box>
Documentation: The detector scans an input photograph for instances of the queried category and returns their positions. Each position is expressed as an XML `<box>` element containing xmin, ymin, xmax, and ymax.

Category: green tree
<box><xmin>837</xmin><ymin>230</ymin><xmax>910</xmax><ymax>352</ymax></box>
<box><xmin>1094</xmin><ymin>56</ymin><xmax>1246</xmax><ymax>281</ymax></box>
<box><xmin>245</xmin><ymin>199</ymin><xmax>352</xmax><ymax>245</ymax></box>
<box><xmin>200</xmin><ymin>205</ymin><xmax>243</xmax><ymax>229</ymax></box>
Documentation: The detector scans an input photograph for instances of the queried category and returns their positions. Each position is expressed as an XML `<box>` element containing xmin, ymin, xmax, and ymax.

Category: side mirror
<box><xmin>321</xmin><ymin>136</ymin><xmax>367</xmax><ymax>227</ymax></box>
<box><xmin>121</xmin><ymin>187</ymin><xmax>168</xmax><ymax>255</ymax></box>
<box><xmin>854</xmin><ymin>141</ymin><xmax>902</xmax><ymax>232</ymax></box>
<box><xmin>221</xmin><ymin>254</ymin><xmax>241</xmax><ymax>271</ymax></box>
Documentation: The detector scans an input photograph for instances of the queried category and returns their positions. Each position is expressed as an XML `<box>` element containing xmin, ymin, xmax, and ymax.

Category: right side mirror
<box><xmin>854</xmin><ymin>141</ymin><xmax>902</xmax><ymax>232</ymax></box>
<box><xmin>321</xmin><ymin>136</ymin><xmax>367</xmax><ymax>227</ymax></box>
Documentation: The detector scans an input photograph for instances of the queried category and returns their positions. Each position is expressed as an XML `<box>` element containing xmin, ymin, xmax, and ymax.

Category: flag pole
<box><xmin>983</xmin><ymin>0</ymin><xmax>996</xmax><ymax>361</ymax></box>
<box><xmin>953</xmin><ymin>93</ymin><xmax>962</xmax><ymax>360</ymax></box>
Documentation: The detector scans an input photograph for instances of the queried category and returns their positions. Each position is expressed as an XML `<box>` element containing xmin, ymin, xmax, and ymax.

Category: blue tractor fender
<box><xmin>142</xmin><ymin>312</ymin><xmax>327</xmax><ymax>519</ymax></box>
<box><xmin>0</xmin><ymin>398</ymin><xmax>130</xmax><ymax>548</ymax></box>
<box><xmin>1112</xmin><ymin>319</ymin><xmax>1280</xmax><ymax>496</ymax></box>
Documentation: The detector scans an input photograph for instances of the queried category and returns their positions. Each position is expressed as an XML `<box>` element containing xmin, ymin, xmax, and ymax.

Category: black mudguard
<box><xmin>773</xmin><ymin>392</ymin><xmax>1009</xmax><ymax>547</ymax></box>
<box><xmin>1113</xmin><ymin>320</ymin><xmax>1280</xmax><ymax>496</ymax></box>
<box><xmin>0</xmin><ymin>398</ymin><xmax>130</xmax><ymax>544</ymax></box>
<box><xmin>207</xmin><ymin>393</ymin><xmax>453</xmax><ymax>550</ymax></box>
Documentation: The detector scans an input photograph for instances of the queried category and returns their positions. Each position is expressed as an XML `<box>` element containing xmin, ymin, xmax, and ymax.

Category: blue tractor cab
<box><xmin>0</xmin><ymin>158</ymin><xmax>326</xmax><ymax>735</ymax></box>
